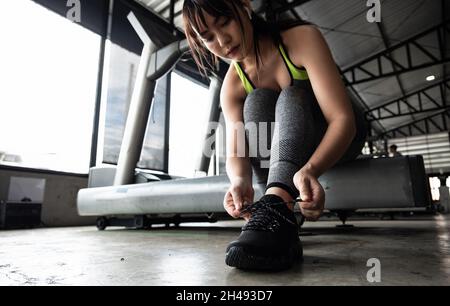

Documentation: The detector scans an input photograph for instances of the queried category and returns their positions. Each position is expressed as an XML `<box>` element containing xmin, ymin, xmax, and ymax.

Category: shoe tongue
<box><xmin>242</xmin><ymin>194</ymin><xmax>297</xmax><ymax>232</ymax></box>
<box><xmin>259</xmin><ymin>194</ymin><xmax>295</xmax><ymax>220</ymax></box>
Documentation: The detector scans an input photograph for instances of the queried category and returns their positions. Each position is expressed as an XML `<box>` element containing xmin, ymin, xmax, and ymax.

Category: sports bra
<box><xmin>233</xmin><ymin>42</ymin><xmax>309</xmax><ymax>95</ymax></box>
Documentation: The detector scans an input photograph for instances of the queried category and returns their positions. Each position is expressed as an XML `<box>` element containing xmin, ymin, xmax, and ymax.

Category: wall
<box><xmin>0</xmin><ymin>166</ymin><xmax>95</xmax><ymax>227</ymax></box>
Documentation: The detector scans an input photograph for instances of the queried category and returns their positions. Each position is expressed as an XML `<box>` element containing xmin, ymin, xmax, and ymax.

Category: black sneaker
<box><xmin>225</xmin><ymin>194</ymin><xmax>303</xmax><ymax>271</ymax></box>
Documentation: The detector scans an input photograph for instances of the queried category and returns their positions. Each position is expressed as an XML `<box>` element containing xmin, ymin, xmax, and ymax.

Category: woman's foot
<box><xmin>265</xmin><ymin>186</ymin><xmax>294</xmax><ymax>211</ymax></box>
<box><xmin>225</xmin><ymin>194</ymin><xmax>303</xmax><ymax>271</ymax></box>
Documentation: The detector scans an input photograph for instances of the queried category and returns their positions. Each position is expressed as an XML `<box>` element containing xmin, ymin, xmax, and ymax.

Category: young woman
<box><xmin>182</xmin><ymin>0</ymin><xmax>367</xmax><ymax>270</ymax></box>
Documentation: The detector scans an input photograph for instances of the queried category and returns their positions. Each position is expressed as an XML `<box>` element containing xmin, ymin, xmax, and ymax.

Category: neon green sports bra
<box><xmin>233</xmin><ymin>42</ymin><xmax>309</xmax><ymax>95</ymax></box>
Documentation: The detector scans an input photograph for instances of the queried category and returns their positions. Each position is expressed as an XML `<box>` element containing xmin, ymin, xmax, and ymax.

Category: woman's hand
<box><xmin>293</xmin><ymin>165</ymin><xmax>325</xmax><ymax>221</ymax></box>
<box><xmin>223</xmin><ymin>177</ymin><xmax>254</xmax><ymax>220</ymax></box>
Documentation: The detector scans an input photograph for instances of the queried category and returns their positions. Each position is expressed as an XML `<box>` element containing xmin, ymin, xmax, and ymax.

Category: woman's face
<box><xmin>193</xmin><ymin>8</ymin><xmax>253</xmax><ymax>61</ymax></box>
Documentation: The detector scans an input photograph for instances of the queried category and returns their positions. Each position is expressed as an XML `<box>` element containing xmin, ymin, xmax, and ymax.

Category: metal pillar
<box><xmin>196</xmin><ymin>76</ymin><xmax>223</xmax><ymax>175</ymax></box>
<box><xmin>114</xmin><ymin>12</ymin><xmax>157</xmax><ymax>186</ymax></box>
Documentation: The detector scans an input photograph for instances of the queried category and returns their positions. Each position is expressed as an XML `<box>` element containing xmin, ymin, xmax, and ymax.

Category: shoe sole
<box><xmin>225</xmin><ymin>244</ymin><xmax>303</xmax><ymax>271</ymax></box>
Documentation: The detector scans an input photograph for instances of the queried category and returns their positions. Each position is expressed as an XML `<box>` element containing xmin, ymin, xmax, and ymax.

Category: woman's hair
<box><xmin>182</xmin><ymin>0</ymin><xmax>311</xmax><ymax>77</ymax></box>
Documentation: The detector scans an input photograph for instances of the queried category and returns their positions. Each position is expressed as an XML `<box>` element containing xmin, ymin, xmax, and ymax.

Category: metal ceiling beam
<box><xmin>366</xmin><ymin>77</ymin><xmax>450</xmax><ymax>121</ymax></box>
<box><xmin>127</xmin><ymin>0</ymin><xmax>183</xmax><ymax>37</ymax></box>
<box><xmin>376</xmin><ymin>22</ymin><xmax>406</xmax><ymax>97</ymax></box>
<box><xmin>374</xmin><ymin>18</ymin><xmax>424</xmax><ymax>130</ymax></box>
<box><xmin>378</xmin><ymin>109</ymin><xmax>450</xmax><ymax>139</ymax></box>
<box><xmin>342</xmin><ymin>20</ymin><xmax>450</xmax><ymax>86</ymax></box>
<box><xmin>369</xmin><ymin>106</ymin><xmax>450</xmax><ymax>121</ymax></box>
<box><xmin>379</xmin><ymin>0</ymin><xmax>449</xmax><ymax>133</ymax></box>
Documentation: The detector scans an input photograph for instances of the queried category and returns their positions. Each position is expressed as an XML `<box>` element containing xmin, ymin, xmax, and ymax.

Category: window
<box><xmin>100</xmin><ymin>0</ymin><xmax>171</xmax><ymax>173</ymax></box>
<box><xmin>429</xmin><ymin>177</ymin><xmax>441</xmax><ymax>202</ymax></box>
<box><xmin>0</xmin><ymin>0</ymin><xmax>100</xmax><ymax>173</ymax></box>
<box><xmin>101</xmin><ymin>42</ymin><xmax>140</xmax><ymax>165</ymax></box>
<box><xmin>169</xmin><ymin>72</ymin><xmax>210</xmax><ymax>177</ymax></box>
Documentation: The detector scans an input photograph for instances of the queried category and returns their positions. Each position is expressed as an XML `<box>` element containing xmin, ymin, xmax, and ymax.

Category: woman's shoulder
<box><xmin>280</xmin><ymin>23</ymin><xmax>321</xmax><ymax>42</ymax></box>
<box><xmin>220</xmin><ymin>63</ymin><xmax>247</xmax><ymax>107</ymax></box>
<box><xmin>280</xmin><ymin>24</ymin><xmax>322</xmax><ymax>67</ymax></box>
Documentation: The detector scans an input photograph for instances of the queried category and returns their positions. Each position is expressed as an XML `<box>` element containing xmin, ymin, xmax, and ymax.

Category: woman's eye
<box><xmin>222</xmin><ymin>18</ymin><xmax>231</xmax><ymax>26</ymax></box>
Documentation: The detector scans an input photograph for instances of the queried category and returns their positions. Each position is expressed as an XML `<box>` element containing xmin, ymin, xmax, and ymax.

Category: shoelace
<box><xmin>240</xmin><ymin>198</ymin><xmax>302</xmax><ymax>232</ymax></box>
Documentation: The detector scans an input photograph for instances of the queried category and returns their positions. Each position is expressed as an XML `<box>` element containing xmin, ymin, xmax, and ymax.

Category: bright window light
<box><xmin>429</xmin><ymin>177</ymin><xmax>441</xmax><ymax>201</ymax></box>
<box><xmin>0</xmin><ymin>0</ymin><xmax>100</xmax><ymax>173</ymax></box>
<box><xmin>169</xmin><ymin>72</ymin><xmax>210</xmax><ymax>178</ymax></box>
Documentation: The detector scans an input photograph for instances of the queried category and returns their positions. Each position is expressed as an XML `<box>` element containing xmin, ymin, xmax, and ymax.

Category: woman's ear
<box><xmin>241</xmin><ymin>0</ymin><xmax>252</xmax><ymax>12</ymax></box>
<box><xmin>245</xmin><ymin>8</ymin><xmax>252</xmax><ymax>19</ymax></box>
<box><xmin>241</xmin><ymin>0</ymin><xmax>252</xmax><ymax>20</ymax></box>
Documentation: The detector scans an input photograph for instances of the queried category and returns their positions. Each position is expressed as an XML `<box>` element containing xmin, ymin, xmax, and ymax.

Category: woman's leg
<box><xmin>242</xmin><ymin>88</ymin><xmax>279</xmax><ymax>187</ymax></box>
<box><xmin>243</xmin><ymin>85</ymin><xmax>367</xmax><ymax>203</ymax></box>
<box><xmin>227</xmin><ymin>84</ymin><xmax>367</xmax><ymax>270</ymax></box>
<box><xmin>265</xmin><ymin>86</ymin><xmax>326</xmax><ymax>200</ymax></box>
<box><xmin>231</xmin><ymin>88</ymin><xmax>303</xmax><ymax>270</ymax></box>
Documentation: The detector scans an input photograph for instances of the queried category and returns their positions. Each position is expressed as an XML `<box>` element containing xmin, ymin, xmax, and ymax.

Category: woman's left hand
<box><xmin>293</xmin><ymin>166</ymin><xmax>325</xmax><ymax>221</ymax></box>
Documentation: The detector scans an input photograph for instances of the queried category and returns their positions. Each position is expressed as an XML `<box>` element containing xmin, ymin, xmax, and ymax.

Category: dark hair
<box><xmin>182</xmin><ymin>0</ymin><xmax>312</xmax><ymax>77</ymax></box>
<box><xmin>389</xmin><ymin>144</ymin><xmax>398</xmax><ymax>150</ymax></box>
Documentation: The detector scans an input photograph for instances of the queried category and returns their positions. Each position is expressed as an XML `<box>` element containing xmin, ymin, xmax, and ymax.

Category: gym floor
<box><xmin>1</xmin><ymin>215</ymin><xmax>449</xmax><ymax>286</ymax></box>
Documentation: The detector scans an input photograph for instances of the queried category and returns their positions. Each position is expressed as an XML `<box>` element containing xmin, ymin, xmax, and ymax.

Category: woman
<box><xmin>182</xmin><ymin>0</ymin><xmax>367</xmax><ymax>270</ymax></box>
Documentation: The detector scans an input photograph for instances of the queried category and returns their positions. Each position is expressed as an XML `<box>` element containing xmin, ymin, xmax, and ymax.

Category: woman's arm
<box><xmin>304</xmin><ymin>120</ymin><xmax>356</xmax><ymax>178</ymax></box>
<box><xmin>284</xmin><ymin>25</ymin><xmax>356</xmax><ymax>220</ymax></box>
<box><xmin>220</xmin><ymin>71</ymin><xmax>255</xmax><ymax>217</ymax></box>
<box><xmin>287</xmin><ymin>25</ymin><xmax>357</xmax><ymax>178</ymax></box>
<box><xmin>220</xmin><ymin>69</ymin><xmax>253</xmax><ymax>184</ymax></box>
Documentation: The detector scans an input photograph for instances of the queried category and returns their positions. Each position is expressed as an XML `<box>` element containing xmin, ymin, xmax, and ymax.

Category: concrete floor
<box><xmin>1</xmin><ymin>215</ymin><xmax>449</xmax><ymax>286</ymax></box>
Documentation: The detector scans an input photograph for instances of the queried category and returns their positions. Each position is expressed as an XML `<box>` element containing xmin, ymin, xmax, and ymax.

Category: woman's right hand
<box><xmin>223</xmin><ymin>177</ymin><xmax>254</xmax><ymax>220</ymax></box>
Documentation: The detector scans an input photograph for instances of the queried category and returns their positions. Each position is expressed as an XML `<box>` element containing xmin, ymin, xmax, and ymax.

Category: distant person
<box><xmin>389</xmin><ymin>144</ymin><xmax>402</xmax><ymax>157</ymax></box>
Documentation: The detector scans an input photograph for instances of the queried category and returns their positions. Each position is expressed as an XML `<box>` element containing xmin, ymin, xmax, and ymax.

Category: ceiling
<box><xmin>133</xmin><ymin>0</ymin><xmax>450</xmax><ymax>139</ymax></box>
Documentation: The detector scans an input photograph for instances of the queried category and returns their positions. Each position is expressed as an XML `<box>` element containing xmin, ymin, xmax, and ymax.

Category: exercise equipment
<box><xmin>78</xmin><ymin>155</ymin><xmax>431</xmax><ymax>229</ymax></box>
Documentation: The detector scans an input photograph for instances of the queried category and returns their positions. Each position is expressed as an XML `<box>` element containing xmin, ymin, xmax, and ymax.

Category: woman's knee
<box><xmin>275</xmin><ymin>86</ymin><xmax>315</xmax><ymax>119</ymax></box>
<box><xmin>243</xmin><ymin>89</ymin><xmax>279</xmax><ymax>124</ymax></box>
<box><xmin>278</xmin><ymin>86</ymin><xmax>311</xmax><ymax>104</ymax></box>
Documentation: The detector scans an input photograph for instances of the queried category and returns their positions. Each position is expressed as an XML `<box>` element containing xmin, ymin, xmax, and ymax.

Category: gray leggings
<box><xmin>243</xmin><ymin>81</ymin><xmax>368</xmax><ymax>199</ymax></box>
